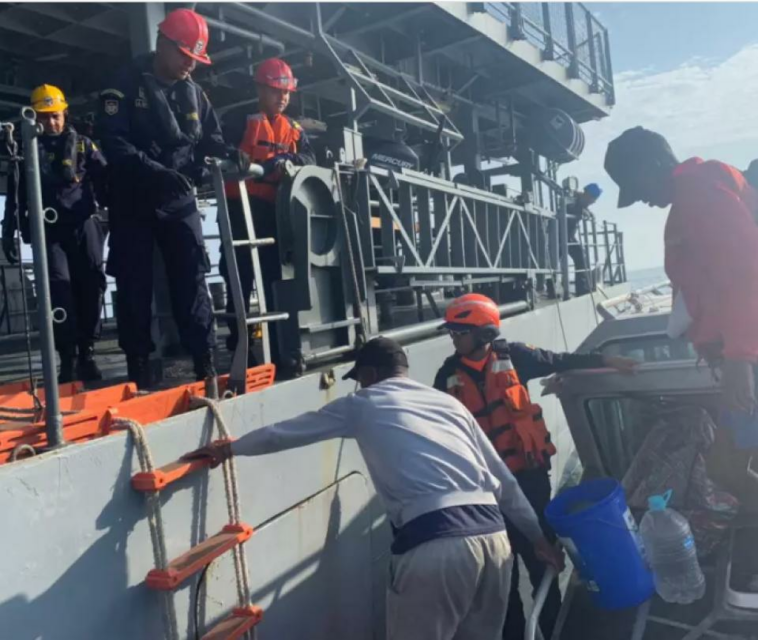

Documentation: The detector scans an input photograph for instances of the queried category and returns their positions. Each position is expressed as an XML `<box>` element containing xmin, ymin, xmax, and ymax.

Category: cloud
<box><xmin>566</xmin><ymin>44</ymin><xmax>758</xmax><ymax>271</ymax></box>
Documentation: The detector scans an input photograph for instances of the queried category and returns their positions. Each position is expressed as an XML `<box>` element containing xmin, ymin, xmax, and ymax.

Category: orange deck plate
<box><xmin>145</xmin><ymin>524</ymin><xmax>254</xmax><ymax>591</ymax></box>
<box><xmin>0</xmin><ymin>412</ymin><xmax>101</xmax><ymax>463</ymax></box>
<box><xmin>201</xmin><ymin>606</ymin><xmax>263</xmax><ymax>640</ymax></box>
<box><xmin>0</xmin><ymin>381</ymin><xmax>83</xmax><ymax>408</ymax></box>
<box><xmin>0</xmin><ymin>364</ymin><xmax>276</xmax><ymax>466</ymax></box>
<box><xmin>102</xmin><ymin>387</ymin><xmax>193</xmax><ymax>434</ymax></box>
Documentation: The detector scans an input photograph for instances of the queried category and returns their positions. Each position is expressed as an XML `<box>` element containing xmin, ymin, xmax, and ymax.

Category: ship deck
<box><xmin>0</xmin><ymin>289</ymin><xmax>568</xmax><ymax>389</ymax></box>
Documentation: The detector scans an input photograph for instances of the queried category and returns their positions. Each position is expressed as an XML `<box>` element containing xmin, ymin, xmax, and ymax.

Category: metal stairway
<box><xmin>207</xmin><ymin>158</ymin><xmax>290</xmax><ymax>394</ymax></box>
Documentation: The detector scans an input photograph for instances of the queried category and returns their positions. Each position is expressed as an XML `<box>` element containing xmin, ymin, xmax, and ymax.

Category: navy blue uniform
<box><xmin>566</xmin><ymin>200</ymin><xmax>592</xmax><ymax>295</ymax></box>
<box><xmin>435</xmin><ymin>342</ymin><xmax>605</xmax><ymax>639</ymax></box>
<box><xmin>97</xmin><ymin>55</ymin><xmax>228</xmax><ymax>359</ymax></box>
<box><xmin>3</xmin><ymin>128</ymin><xmax>107</xmax><ymax>355</ymax></box>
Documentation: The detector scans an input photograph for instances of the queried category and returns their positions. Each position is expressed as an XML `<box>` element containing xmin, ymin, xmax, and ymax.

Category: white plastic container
<box><xmin>639</xmin><ymin>490</ymin><xmax>706</xmax><ymax>604</ymax></box>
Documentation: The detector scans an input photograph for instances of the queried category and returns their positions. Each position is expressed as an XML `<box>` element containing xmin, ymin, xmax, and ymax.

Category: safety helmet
<box><xmin>158</xmin><ymin>8</ymin><xmax>211</xmax><ymax>65</ymax></box>
<box><xmin>255</xmin><ymin>58</ymin><xmax>297</xmax><ymax>91</ymax></box>
<box><xmin>443</xmin><ymin>293</ymin><xmax>501</xmax><ymax>344</ymax></box>
<box><xmin>584</xmin><ymin>183</ymin><xmax>603</xmax><ymax>199</ymax></box>
<box><xmin>31</xmin><ymin>84</ymin><xmax>68</xmax><ymax>113</ymax></box>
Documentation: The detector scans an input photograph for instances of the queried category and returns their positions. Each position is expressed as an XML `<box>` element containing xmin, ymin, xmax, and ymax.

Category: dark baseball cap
<box><xmin>342</xmin><ymin>337</ymin><xmax>409</xmax><ymax>380</ymax></box>
<box><xmin>604</xmin><ymin>126</ymin><xmax>676</xmax><ymax>208</ymax></box>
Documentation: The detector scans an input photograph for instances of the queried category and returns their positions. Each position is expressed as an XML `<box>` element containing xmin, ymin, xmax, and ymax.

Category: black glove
<box><xmin>160</xmin><ymin>169</ymin><xmax>193</xmax><ymax>200</ymax></box>
<box><xmin>1</xmin><ymin>223</ymin><xmax>18</xmax><ymax>265</ymax></box>
<box><xmin>260</xmin><ymin>155</ymin><xmax>289</xmax><ymax>178</ymax></box>
<box><xmin>227</xmin><ymin>148</ymin><xmax>251</xmax><ymax>176</ymax></box>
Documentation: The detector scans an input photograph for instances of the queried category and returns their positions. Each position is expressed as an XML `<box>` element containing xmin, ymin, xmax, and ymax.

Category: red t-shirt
<box><xmin>665</xmin><ymin>158</ymin><xmax>758</xmax><ymax>361</ymax></box>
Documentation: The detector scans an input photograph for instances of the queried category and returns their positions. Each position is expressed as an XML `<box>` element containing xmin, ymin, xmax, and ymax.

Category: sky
<box><xmin>568</xmin><ymin>2</ymin><xmax>758</xmax><ymax>271</ymax></box>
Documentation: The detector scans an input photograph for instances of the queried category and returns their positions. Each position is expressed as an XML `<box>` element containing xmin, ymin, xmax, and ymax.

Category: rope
<box><xmin>114</xmin><ymin>418</ymin><xmax>179</xmax><ymax>640</ymax></box>
<box><xmin>190</xmin><ymin>396</ymin><xmax>255</xmax><ymax>639</ymax></box>
<box><xmin>539</xmin><ymin>214</ymin><xmax>570</xmax><ymax>351</ymax></box>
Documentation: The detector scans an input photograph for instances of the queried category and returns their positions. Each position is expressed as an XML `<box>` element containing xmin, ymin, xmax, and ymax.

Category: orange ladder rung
<box><xmin>145</xmin><ymin>523</ymin><xmax>254</xmax><ymax>591</ymax></box>
<box><xmin>201</xmin><ymin>605</ymin><xmax>264</xmax><ymax>640</ymax></box>
<box><xmin>132</xmin><ymin>457</ymin><xmax>212</xmax><ymax>491</ymax></box>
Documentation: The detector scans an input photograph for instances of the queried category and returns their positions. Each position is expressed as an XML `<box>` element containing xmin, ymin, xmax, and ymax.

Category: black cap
<box><xmin>604</xmin><ymin>126</ymin><xmax>676</xmax><ymax>208</ymax></box>
<box><xmin>342</xmin><ymin>337</ymin><xmax>409</xmax><ymax>380</ymax></box>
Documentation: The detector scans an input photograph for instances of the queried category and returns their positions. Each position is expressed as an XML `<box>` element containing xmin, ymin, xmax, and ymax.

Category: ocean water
<box><xmin>627</xmin><ymin>266</ymin><xmax>666</xmax><ymax>290</ymax></box>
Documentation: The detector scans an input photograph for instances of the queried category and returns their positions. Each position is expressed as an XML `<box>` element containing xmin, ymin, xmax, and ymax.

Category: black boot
<box><xmin>58</xmin><ymin>351</ymin><xmax>76</xmax><ymax>384</ymax></box>
<box><xmin>126</xmin><ymin>354</ymin><xmax>151</xmax><ymax>390</ymax></box>
<box><xmin>76</xmin><ymin>344</ymin><xmax>103</xmax><ymax>382</ymax></box>
<box><xmin>193</xmin><ymin>350</ymin><xmax>217</xmax><ymax>381</ymax></box>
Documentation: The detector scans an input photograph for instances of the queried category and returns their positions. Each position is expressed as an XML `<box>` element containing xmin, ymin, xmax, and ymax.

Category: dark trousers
<box><xmin>107</xmin><ymin>209</ymin><xmax>214</xmax><ymax>358</ymax></box>
<box><xmin>218</xmin><ymin>197</ymin><xmax>281</xmax><ymax>364</ymax></box>
<box><xmin>47</xmin><ymin>217</ymin><xmax>106</xmax><ymax>355</ymax></box>
<box><xmin>503</xmin><ymin>467</ymin><xmax>562</xmax><ymax>640</ymax></box>
<box><xmin>568</xmin><ymin>243</ymin><xmax>591</xmax><ymax>296</ymax></box>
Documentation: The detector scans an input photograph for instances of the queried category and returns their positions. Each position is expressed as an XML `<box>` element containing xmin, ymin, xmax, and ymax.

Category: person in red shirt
<box><xmin>221</xmin><ymin>58</ymin><xmax>315</xmax><ymax>367</ymax></box>
<box><xmin>605</xmin><ymin>127</ymin><xmax>758</xmax><ymax>412</ymax></box>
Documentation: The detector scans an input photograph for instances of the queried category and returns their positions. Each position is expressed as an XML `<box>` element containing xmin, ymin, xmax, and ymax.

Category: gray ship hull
<box><xmin>0</xmin><ymin>288</ymin><xmax>625</xmax><ymax>640</ymax></box>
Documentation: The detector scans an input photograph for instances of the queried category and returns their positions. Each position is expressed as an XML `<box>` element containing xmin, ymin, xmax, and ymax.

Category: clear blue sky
<box><xmin>593</xmin><ymin>2</ymin><xmax>758</xmax><ymax>73</ymax></box>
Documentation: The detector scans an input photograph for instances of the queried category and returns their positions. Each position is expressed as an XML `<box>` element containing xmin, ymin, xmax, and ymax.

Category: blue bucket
<box><xmin>545</xmin><ymin>478</ymin><xmax>655</xmax><ymax>610</ymax></box>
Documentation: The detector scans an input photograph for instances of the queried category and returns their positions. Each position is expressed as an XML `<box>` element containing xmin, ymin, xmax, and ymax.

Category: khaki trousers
<box><xmin>387</xmin><ymin>531</ymin><xmax>513</xmax><ymax>640</ymax></box>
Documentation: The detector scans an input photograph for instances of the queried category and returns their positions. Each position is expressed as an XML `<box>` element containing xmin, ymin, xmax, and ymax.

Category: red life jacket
<box><xmin>444</xmin><ymin>348</ymin><xmax>556</xmax><ymax>474</ymax></box>
<box><xmin>225</xmin><ymin>113</ymin><xmax>302</xmax><ymax>202</ymax></box>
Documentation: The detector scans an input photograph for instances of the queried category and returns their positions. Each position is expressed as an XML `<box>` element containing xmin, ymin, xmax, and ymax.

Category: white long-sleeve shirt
<box><xmin>231</xmin><ymin>376</ymin><xmax>544</xmax><ymax>543</ymax></box>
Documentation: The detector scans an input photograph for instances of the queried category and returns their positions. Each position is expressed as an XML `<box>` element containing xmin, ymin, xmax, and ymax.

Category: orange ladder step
<box><xmin>132</xmin><ymin>457</ymin><xmax>212</xmax><ymax>491</ymax></box>
<box><xmin>146</xmin><ymin>524</ymin><xmax>254</xmax><ymax>591</ymax></box>
<box><xmin>201</xmin><ymin>605</ymin><xmax>264</xmax><ymax>640</ymax></box>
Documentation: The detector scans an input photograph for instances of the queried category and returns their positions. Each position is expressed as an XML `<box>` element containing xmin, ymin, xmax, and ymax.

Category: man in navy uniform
<box><xmin>566</xmin><ymin>183</ymin><xmax>602</xmax><ymax>295</ymax></box>
<box><xmin>97</xmin><ymin>8</ymin><xmax>247</xmax><ymax>388</ymax></box>
<box><xmin>2</xmin><ymin>84</ymin><xmax>108</xmax><ymax>383</ymax></box>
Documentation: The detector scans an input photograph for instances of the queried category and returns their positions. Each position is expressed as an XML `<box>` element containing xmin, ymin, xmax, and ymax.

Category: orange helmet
<box><xmin>158</xmin><ymin>9</ymin><xmax>211</xmax><ymax>65</ymax></box>
<box><xmin>255</xmin><ymin>58</ymin><xmax>297</xmax><ymax>91</ymax></box>
<box><xmin>443</xmin><ymin>293</ymin><xmax>501</xmax><ymax>332</ymax></box>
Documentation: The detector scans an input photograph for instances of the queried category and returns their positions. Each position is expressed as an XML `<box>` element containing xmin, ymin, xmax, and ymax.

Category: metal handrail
<box><xmin>526</xmin><ymin>567</ymin><xmax>558</xmax><ymax>640</ymax></box>
<box><xmin>484</xmin><ymin>2</ymin><xmax>614</xmax><ymax>102</ymax></box>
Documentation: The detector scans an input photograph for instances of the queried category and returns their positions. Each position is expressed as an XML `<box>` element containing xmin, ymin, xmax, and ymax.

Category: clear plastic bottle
<box><xmin>639</xmin><ymin>491</ymin><xmax>706</xmax><ymax>604</ymax></box>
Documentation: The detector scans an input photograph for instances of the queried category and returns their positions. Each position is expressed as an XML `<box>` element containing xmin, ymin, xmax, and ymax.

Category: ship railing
<box><xmin>483</xmin><ymin>2</ymin><xmax>615</xmax><ymax>106</ymax></box>
<box><xmin>363</xmin><ymin>165</ymin><xmax>559</xmax><ymax>279</ymax></box>
<box><xmin>0</xmin><ymin>179</ymin><xmax>629</xmax><ymax>339</ymax></box>
<box><xmin>571</xmin><ymin>217</ymin><xmax>627</xmax><ymax>289</ymax></box>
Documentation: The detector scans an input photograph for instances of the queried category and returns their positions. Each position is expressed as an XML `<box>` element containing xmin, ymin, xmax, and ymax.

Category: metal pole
<box><xmin>603</xmin><ymin>220</ymin><xmax>612</xmax><ymax>285</ymax></box>
<box><xmin>301</xmin><ymin>301</ymin><xmax>531</xmax><ymax>366</ymax></box>
<box><xmin>202</xmin><ymin>15</ymin><xmax>286</xmax><ymax>54</ymax></box>
<box><xmin>21</xmin><ymin>108</ymin><xmax>64</xmax><ymax>449</ymax></box>
<box><xmin>558</xmin><ymin>193</ymin><xmax>570</xmax><ymax>300</ymax></box>
<box><xmin>526</xmin><ymin>567</ymin><xmax>557</xmax><ymax>640</ymax></box>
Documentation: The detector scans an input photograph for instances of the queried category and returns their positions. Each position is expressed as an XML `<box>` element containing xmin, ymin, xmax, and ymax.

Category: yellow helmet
<box><xmin>30</xmin><ymin>84</ymin><xmax>68</xmax><ymax>113</ymax></box>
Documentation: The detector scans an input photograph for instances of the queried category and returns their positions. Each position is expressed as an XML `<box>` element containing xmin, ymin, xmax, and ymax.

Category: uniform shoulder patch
<box><xmin>104</xmin><ymin>99</ymin><xmax>119</xmax><ymax>116</ymax></box>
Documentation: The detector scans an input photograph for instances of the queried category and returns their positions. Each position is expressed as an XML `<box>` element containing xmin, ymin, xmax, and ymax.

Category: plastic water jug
<box><xmin>639</xmin><ymin>490</ymin><xmax>706</xmax><ymax>604</ymax></box>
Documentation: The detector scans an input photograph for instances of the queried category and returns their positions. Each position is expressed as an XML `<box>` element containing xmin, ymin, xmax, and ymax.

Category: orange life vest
<box><xmin>225</xmin><ymin>113</ymin><xmax>302</xmax><ymax>202</ymax></box>
<box><xmin>445</xmin><ymin>349</ymin><xmax>556</xmax><ymax>474</ymax></box>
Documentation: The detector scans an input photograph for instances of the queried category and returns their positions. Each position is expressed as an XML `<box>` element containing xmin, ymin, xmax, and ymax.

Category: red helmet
<box><xmin>443</xmin><ymin>294</ymin><xmax>501</xmax><ymax>330</ymax></box>
<box><xmin>255</xmin><ymin>58</ymin><xmax>297</xmax><ymax>91</ymax></box>
<box><xmin>159</xmin><ymin>9</ymin><xmax>211</xmax><ymax>65</ymax></box>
